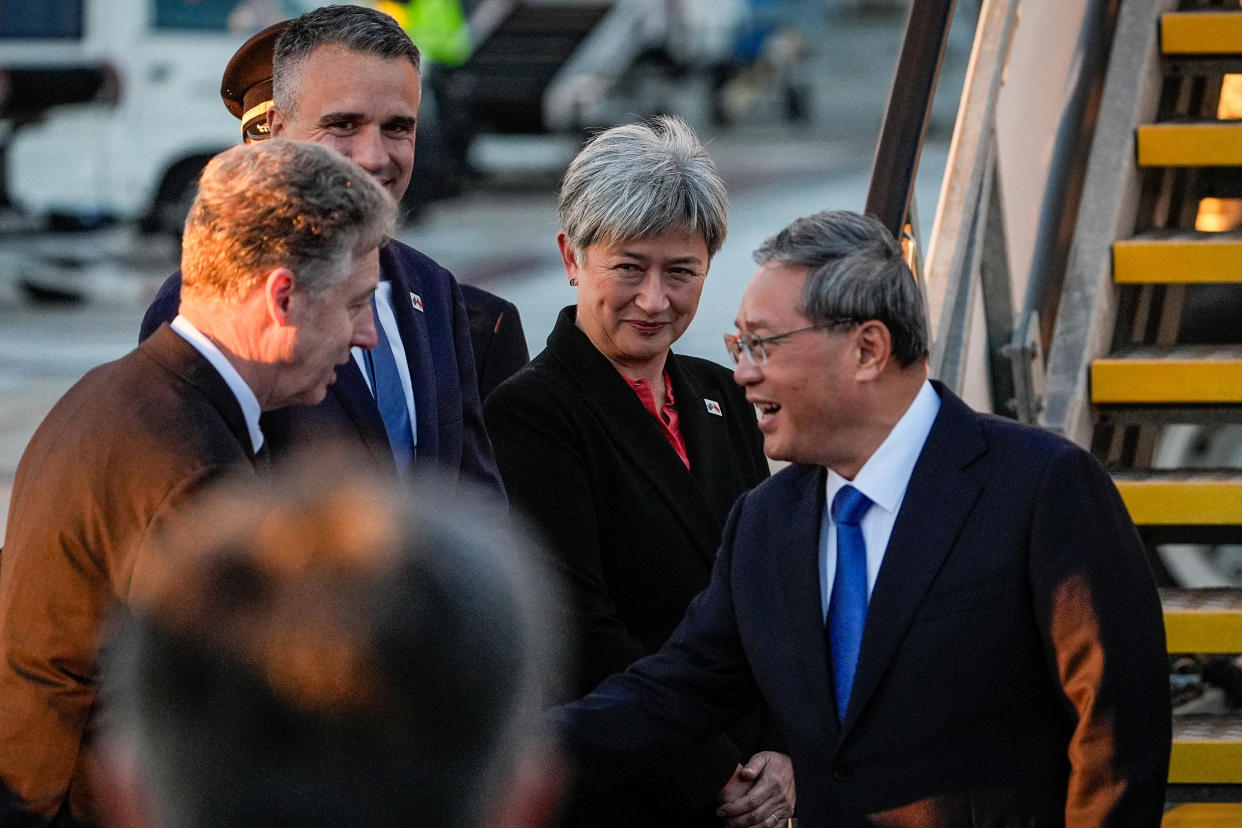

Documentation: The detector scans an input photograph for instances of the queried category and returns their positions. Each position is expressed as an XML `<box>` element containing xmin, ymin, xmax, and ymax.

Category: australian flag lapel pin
<box><xmin>704</xmin><ymin>399</ymin><xmax>723</xmax><ymax>416</ymax></box>
<box><xmin>410</xmin><ymin>292</ymin><xmax>424</xmax><ymax>312</ymax></box>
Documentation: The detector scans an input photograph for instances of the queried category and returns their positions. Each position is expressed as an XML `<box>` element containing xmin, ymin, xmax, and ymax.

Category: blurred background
<box><xmin>0</xmin><ymin>0</ymin><xmax>978</xmax><ymax>537</ymax></box>
<box><xmin>12</xmin><ymin>0</ymin><xmax>1242</xmax><ymax>793</ymax></box>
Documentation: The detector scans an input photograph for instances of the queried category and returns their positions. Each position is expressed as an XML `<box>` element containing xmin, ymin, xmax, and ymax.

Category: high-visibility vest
<box><xmin>376</xmin><ymin>0</ymin><xmax>471</xmax><ymax>67</ymax></box>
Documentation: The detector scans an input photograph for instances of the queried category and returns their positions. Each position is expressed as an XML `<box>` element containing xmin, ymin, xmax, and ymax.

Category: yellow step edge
<box><xmin>1117</xmin><ymin>479</ymin><xmax>1242</xmax><ymax>525</ymax></box>
<box><xmin>1137</xmin><ymin>123</ymin><xmax>1242</xmax><ymax>167</ymax></box>
<box><xmin>1162</xmin><ymin>12</ymin><xmax>1242</xmax><ymax>56</ymax></box>
<box><xmin>1163</xmin><ymin>804</ymin><xmax>1242</xmax><ymax>826</ymax></box>
<box><xmin>1114</xmin><ymin>237</ymin><xmax>1242</xmax><ymax>284</ymax></box>
<box><xmin>1091</xmin><ymin>349</ymin><xmax>1242</xmax><ymax>403</ymax></box>
<box><xmin>1160</xmin><ymin>589</ymin><xmax>1242</xmax><ymax>653</ymax></box>
<box><xmin>1165</xmin><ymin>610</ymin><xmax>1242</xmax><ymax>652</ymax></box>
<box><xmin>1171</xmin><ymin>715</ymin><xmax>1242</xmax><ymax>784</ymax></box>
<box><xmin>1170</xmin><ymin>741</ymin><xmax>1242</xmax><ymax>784</ymax></box>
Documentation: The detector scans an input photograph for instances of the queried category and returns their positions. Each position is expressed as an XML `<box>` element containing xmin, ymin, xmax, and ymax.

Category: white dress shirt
<box><xmin>351</xmin><ymin>279</ymin><xmax>418</xmax><ymax>445</ymax></box>
<box><xmin>820</xmin><ymin>380</ymin><xmax>941</xmax><ymax>619</ymax></box>
<box><xmin>170</xmin><ymin>315</ymin><xmax>264</xmax><ymax>454</ymax></box>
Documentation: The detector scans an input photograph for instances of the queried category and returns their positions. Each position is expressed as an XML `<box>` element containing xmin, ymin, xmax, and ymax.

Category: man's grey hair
<box><xmin>180</xmin><ymin>139</ymin><xmax>394</xmax><ymax>302</ymax></box>
<box><xmin>107</xmin><ymin>458</ymin><xmax>563</xmax><ymax>828</ymax></box>
<box><xmin>273</xmin><ymin>4</ymin><xmax>421</xmax><ymax>118</ymax></box>
<box><xmin>754</xmin><ymin>210</ymin><xmax>929</xmax><ymax>367</ymax></box>
<box><xmin>558</xmin><ymin>115</ymin><xmax>728</xmax><ymax>258</ymax></box>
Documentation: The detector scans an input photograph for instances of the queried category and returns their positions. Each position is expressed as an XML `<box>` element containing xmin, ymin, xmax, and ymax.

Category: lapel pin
<box><xmin>705</xmin><ymin>399</ymin><xmax>722</xmax><ymax>416</ymax></box>
<box><xmin>410</xmin><ymin>292</ymin><xmax>424</xmax><ymax>312</ymax></box>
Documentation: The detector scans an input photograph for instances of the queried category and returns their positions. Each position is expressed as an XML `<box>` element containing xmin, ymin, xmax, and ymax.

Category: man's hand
<box><xmin>716</xmin><ymin>751</ymin><xmax>795</xmax><ymax>827</ymax></box>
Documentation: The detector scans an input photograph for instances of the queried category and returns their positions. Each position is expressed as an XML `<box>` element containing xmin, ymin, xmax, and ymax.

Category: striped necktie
<box><xmin>366</xmin><ymin>294</ymin><xmax>414</xmax><ymax>472</ymax></box>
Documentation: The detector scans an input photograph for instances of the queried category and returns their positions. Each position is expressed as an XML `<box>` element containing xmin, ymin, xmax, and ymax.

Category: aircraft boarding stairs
<box><xmin>1038</xmin><ymin>0</ymin><xmax>1242</xmax><ymax>816</ymax></box>
<box><xmin>439</xmin><ymin>1</ymin><xmax>613</xmax><ymax>135</ymax></box>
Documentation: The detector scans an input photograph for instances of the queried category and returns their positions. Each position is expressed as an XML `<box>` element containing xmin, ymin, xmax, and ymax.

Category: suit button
<box><xmin>832</xmin><ymin>762</ymin><xmax>852</xmax><ymax>780</ymax></box>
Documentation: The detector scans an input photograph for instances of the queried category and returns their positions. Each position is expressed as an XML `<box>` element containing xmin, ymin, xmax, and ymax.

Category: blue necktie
<box><xmin>367</xmin><ymin>295</ymin><xmax>414</xmax><ymax>472</ymax></box>
<box><xmin>827</xmin><ymin>484</ymin><xmax>872</xmax><ymax>722</ymax></box>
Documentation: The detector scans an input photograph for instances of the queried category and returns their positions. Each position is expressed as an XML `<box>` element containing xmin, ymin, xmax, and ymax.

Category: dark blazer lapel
<box><xmin>774</xmin><ymin>465</ymin><xmax>841</xmax><ymax>742</ymax></box>
<box><xmin>141</xmin><ymin>325</ymin><xmax>252</xmax><ymax>458</ymax></box>
<box><xmin>382</xmin><ymin>243</ymin><xmax>440</xmax><ymax>461</ymax></box>
<box><xmin>665</xmin><ymin>354</ymin><xmax>744</xmax><ymax>558</ymax></box>
<box><xmin>328</xmin><ymin>358</ymin><xmax>394</xmax><ymax>468</ymax></box>
<box><xmin>548</xmin><ymin>309</ymin><xmax>721</xmax><ymax>564</ymax></box>
<box><xmin>841</xmin><ymin>384</ymin><xmax>987</xmax><ymax>734</ymax></box>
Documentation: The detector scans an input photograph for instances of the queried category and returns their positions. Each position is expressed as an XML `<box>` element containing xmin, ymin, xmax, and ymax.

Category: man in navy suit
<box><xmin>140</xmin><ymin>5</ymin><xmax>516</xmax><ymax>489</ymax></box>
<box><xmin>553</xmin><ymin>211</ymin><xmax>1171</xmax><ymax>827</ymax></box>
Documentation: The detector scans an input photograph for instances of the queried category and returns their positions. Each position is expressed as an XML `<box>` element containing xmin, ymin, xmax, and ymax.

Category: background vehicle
<box><xmin>1</xmin><ymin>0</ymin><xmax>802</xmax><ymax>233</ymax></box>
<box><xmin>0</xmin><ymin>0</ymin><xmax>309</xmax><ymax>235</ymax></box>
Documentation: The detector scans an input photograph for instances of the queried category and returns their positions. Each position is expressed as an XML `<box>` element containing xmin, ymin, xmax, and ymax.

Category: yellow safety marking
<box><xmin>1162</xmin><ymin>12</ymin><xmax>1242</xmax><ymax>55</ymax></box>
<box><xmin>1137</xmin><ymin>123</ymin><xmax>1242</xmax><ymax>167</ymax></box>
<box><xmin>1163</xmin><ymin>804</ymin><xmax>1242</xmax><ymax>826</ymax></box>
<box><xmin>1117</xmin><ymin>479</ymin><xmax>1242</xmax><ymax>525</ymax></box>
<box><xmin>1114</xmin><ymin>237</ymin><xmax>1242</xmax><ymax>283</ymax></box>
<box><xmin>1159</xmin><ymin>590</ymin><xmax>1242</xmax><ymax>653</ymax></box>
<box><xmin>1091</xmin><ymin>354</ymin><xmax>1242</xmax><ymax>403</ymax></box>
<box><xmin>1169</xmin><ymin>742</ymin><xmax>1242</xmax><ymax>784</ymax></box>
<box><xmin>1164</xmin><ymin>611</ymin><xmax>1242</xmax><ymax>653</ymax></box>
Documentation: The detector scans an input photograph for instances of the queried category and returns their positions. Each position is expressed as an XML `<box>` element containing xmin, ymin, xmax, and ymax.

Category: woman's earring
<box><xmin>569</xmin><ymin>278</ymin><xmax>579</xmax><ymax>286</ymax></box>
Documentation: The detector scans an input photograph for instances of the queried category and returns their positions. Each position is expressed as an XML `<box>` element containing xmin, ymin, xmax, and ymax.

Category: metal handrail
<box><xmin>864</xmin><ymin>0</ymin><xmax>959</xmax><ymax>241</ymax></box>
<box><xmin>922</xmin><ymin>0</ymin><xmax>1019</xmax><ymax>394</ymax></box>
<box><xmin>1040</xmin><ymin>0</ymin><xmax>1175</xmax><ymax>444</ymax></box>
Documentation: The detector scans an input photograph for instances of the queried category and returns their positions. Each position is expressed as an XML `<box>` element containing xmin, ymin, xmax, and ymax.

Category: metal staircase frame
<box><xmin>925</xmin><ymin>0</ymin><xmax>1242</xmax><ymax>814</ymax></box>
<box><xmin>924</xmin><ymin>0</ymin><xmax>1123</xmax><ymax>426</ymax></box>
<box><xmin>1041</xmin><ymin>0</ymin><xmax>1179</xmax><ymax>445</ymax></box>
<box><xmin>923</xmin><ymin>0</ymin><xmax>1023</xmax><ymax>413</ymax></box>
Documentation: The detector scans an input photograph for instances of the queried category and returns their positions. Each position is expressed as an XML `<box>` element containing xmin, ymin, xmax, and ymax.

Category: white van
<box><xmin>1</xmin><ymin>0</ymin><xmax>313</xmax><ymax>235</ymax></box>
<box><xmin>2</xmin><ymin>0</ymin><xmax>762</xmax><ymax>234</ymax></box>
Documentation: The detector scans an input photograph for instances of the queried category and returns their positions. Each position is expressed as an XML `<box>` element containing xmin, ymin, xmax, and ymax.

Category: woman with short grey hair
<box><xmin>485</xmin><ymin>115</ymin><xmax>794</xmax><ymax>826</ymax></box>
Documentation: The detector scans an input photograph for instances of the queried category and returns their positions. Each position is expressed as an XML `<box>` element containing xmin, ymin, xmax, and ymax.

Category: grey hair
<box><xmin>181</xmin><ymin>139</ymin><xmax>395</xmax><ymax>302</ymax></box>
<box><xmin>273</xmin><ymin>4</ymin><xmax>421</xmax><ymax>118</ymax></box>
<box><xmin>558</xmin><ymin>114</ymin><xmax>728</xmax><ymax>258</ymax></box>
<box><xmin>753</xmin><ymin>210</ymin><xmax>929</xmax><ymax>367</ymax></box>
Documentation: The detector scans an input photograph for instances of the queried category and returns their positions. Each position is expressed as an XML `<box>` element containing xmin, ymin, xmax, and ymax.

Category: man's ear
<box><xmin>267</xmin><ymin>106</ymin><xmax>287</xmax><ymax>138</ymax></box>
<box><xmin>556</xmin><ymin>232</ymin><xmax>581</xmax><ymax>284</ymax></box>
<box><xmin>853</xmin><ymin>319</ymin><xmax>893</xmax><ymax>380</ymax></box>
<box><xmin>264</xmin><ymin>268</ymin><xmax>297</xmax><ymax>327</ymax></box>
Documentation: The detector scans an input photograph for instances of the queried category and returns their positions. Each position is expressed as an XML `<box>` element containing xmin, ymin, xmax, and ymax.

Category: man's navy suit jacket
<box><xmin>458</xmin><ymin>283</ymin><xmax>529</xmax><ymax>402</ymax></box>
<box><xmin>556</xmin><ymin>382</ymin><xmax>1171</xmax><ymax>826</ymax></box>
<box><xmin>140</xmin><ymin>240</ymin><xmax>504</xmax><ymax>495</ymax></box>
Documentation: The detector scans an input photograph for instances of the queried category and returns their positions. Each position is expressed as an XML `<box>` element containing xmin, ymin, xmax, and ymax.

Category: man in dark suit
<box><xmin>139</xmin><ymin>5</ymin><xmax>519</xmax><ymax>489</ymax></box>
<box><xmin>0</xmin><ymin>139</ymin><xmax>396</xmax><ymax>825</ymax></box>
<box><xmin>553</xmin><ymin>210</ymin><xmax>1172</xmax><ymax>827</ymax></box>
<box><xmin>460</xmin><ymin>282</ymin><xmax>529</xmax><ymax>401</ymax></box>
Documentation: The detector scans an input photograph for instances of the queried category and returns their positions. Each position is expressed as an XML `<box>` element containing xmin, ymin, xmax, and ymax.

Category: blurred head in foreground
<box><xmin>103</xmin><ymin>461</ymin><xmax>564</xmax><ymax>828</ymax></box>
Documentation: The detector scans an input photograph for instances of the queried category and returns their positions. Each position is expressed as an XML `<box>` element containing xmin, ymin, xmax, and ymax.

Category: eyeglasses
<box><xmin>724</xmin><ymin>319</ymin><xmax>861</xmax><ymax>366</ymax></box>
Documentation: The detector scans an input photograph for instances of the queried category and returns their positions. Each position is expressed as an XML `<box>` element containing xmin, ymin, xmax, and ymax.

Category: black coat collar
<box><xmin>545</xmin><ymin>306</ymin><xmax>748</xmax><ymax>562</ymax></box>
